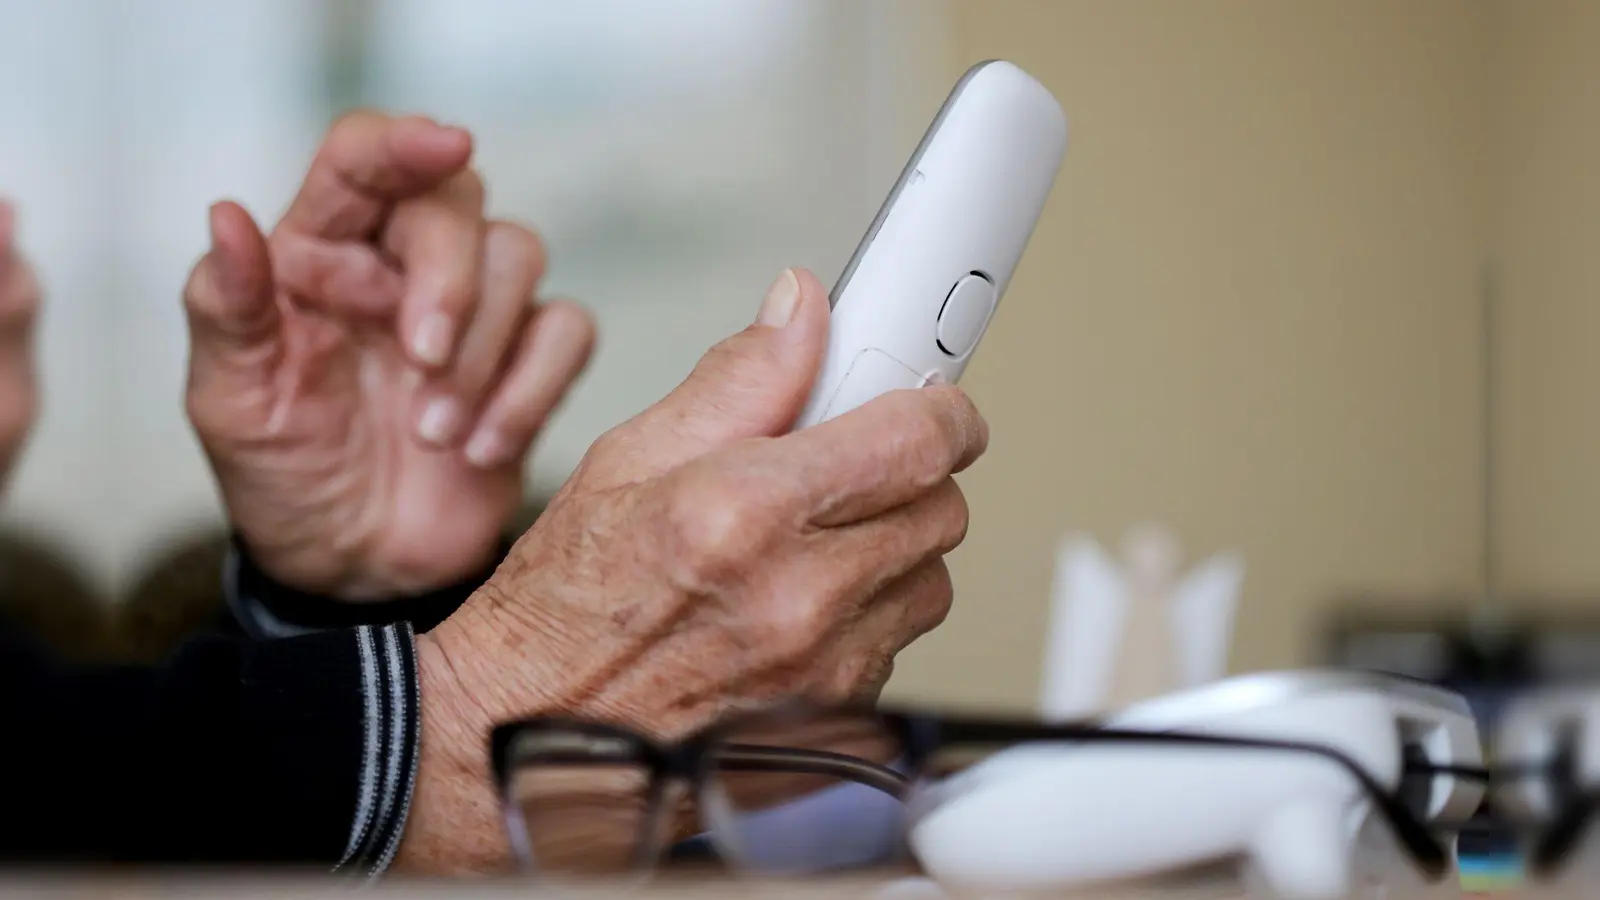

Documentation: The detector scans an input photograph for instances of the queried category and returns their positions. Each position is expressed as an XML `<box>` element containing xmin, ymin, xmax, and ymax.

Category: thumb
<box><xmin>614</xmin><ymin>267</ymin><xmax>829</xmax><ymax>474</ymax></box>
<box><xmin>184</xmin><ymin>201</ymin><xmax>278</xmax><ymax>380</ymax></box>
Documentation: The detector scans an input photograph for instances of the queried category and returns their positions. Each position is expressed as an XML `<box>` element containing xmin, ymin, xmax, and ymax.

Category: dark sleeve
<box><xmin>224</xmin><ymin>535</ymin><xmax>512</xmax><ymax>638</ymax></box>
<box><xmin>0</xmin><ymin>618</ymin><xmax>419</xmax><ymax>879</ymax></box>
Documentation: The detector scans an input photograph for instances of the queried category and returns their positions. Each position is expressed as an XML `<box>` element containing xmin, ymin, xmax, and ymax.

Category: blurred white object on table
<box><xmin>1038</xmin><ymin>524</ymin><xmax>1245</xmax><ymax>720</ymax></box>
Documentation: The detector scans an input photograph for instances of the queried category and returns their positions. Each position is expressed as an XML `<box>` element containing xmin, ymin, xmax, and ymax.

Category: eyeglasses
<box><xmin>1494</xmin><ymin>715</ymin><xmax>1598</xmax><ymax>879</ymax></box>
<box><xmin>489</xmin><ymin>702</ymin><xmax>1487</xmax><ymax>887</ymax></box>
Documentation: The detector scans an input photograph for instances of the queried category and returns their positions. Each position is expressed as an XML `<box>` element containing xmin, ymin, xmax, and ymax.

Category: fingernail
<box><xmin>411</xmin><ymin>313</ymin><xmax>454</xmax><ymax>366</ymax></box>
<box><xmin>420</xmin><ymin>123</ymin><xmax>472</xmax><ymax>154</ymax></box>
<box><xmin>417</xmin><ymin>397</ymin><xmax>461</xmax><ymax>444</ymax></box>
<box><xmin>464</xmin><ymin>429</ymin><xmax>508</xmax><ymax>468</ymax></box>
<box><xmin>755</xmin><ymin>268</ymin><xmax>800</xmax><ymax>328</ymax></box>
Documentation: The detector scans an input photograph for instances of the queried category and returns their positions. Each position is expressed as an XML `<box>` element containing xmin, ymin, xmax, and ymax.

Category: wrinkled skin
<box><xmin>401</xmin><ymin>268</ymin><xmax>988</xmax><ymax>874</ymax></box>
<box><xmin>182</xmin><ymin>112</ymin><xmax>595</xmax><ymax>600</ymax></box>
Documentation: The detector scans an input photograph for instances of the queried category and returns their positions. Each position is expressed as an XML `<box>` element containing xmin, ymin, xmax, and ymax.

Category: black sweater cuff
<box><xmin>0</xmin><ymin>621</ymin><xmax>419</xmax><ymax>879</ymax></box>
<box><xmin>243</xmin><ymin>622</ymin><xmax>422</xmax><ymax>878</ymax></box>
<box><xmin>225</xmin><ymin>537</ymin><xmax>511</xmax><ymax>638</ymax></box>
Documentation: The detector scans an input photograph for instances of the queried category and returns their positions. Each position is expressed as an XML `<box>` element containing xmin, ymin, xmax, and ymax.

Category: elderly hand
<box><xmin>0</xmin><ymin>202</ymin><xmax>40</xmax><ymax>490</ymax></box>
<box><xmin>397</xmin><ymin>267</ymin><xmax>988</xmax><ymax>873</ymax></box>
<box><xmin>181</xmin><ymin>113</ymin><xmax>595</xmax><ymax>600</ymax></box>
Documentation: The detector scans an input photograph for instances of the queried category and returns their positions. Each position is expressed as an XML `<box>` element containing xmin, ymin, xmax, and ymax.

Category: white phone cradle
<box><xmin>793</xmin><ymin>60</ymin><xmax>1067</xmax><ymax>429</ymax></box>
<box><xmin>905</xmin><ymin>670</ymin><xmax>1484</xmax><ymax>900</ymax></box>
<box><xmin>1494</xmin><ymin>684</ymin><xmax>1600</xmax><ymax>881</ymax></box>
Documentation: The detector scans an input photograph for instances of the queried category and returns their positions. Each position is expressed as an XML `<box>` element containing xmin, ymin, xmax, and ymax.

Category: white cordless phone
<box><xmin>793</xmin><ymin>60</ymin><xmax>1068</xmax><ymax>429</ymax></box>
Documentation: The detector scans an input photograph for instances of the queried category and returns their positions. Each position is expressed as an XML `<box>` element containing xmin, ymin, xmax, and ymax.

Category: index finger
<box><xmin>279</xmin><ymin>110</ymin><xmax>474</xmax><ymax>240</ymax></box>
<box><xmin>778</xmin><ymin>384</ymin><xmax>988</xmax><ymax>527</ymax></box>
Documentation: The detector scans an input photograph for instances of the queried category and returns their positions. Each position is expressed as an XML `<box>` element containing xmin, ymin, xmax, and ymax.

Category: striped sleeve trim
<box><xmin>333</xmin><ymin>622</ymin><xmax>422</xmax><ymax>881</ymax></box>
<box><xmin>223</xmin><ymin>537</ymin><xmax>507</xmax><ymax>637</ymax></box>
<box><xmin>222</xmin><ymin>546</ymin><xmax>318</xmax><ymax>640</ymax></box>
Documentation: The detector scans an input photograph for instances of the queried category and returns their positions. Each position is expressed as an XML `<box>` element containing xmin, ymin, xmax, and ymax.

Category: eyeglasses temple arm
<box><xmin>714</xmin><ymin>744</ymin><xmax>910</xmax><ymax>797</ymax></box>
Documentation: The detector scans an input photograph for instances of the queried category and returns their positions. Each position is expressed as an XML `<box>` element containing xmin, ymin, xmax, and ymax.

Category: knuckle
<box><xmin>460</xmin><ymin>166</ymin><xmax>487</xmax><ymax>198</ymax></box>
<box><xmin>931</xmin><ymin>479</ymin><xmax>971</xmax><ymax>554</ymax></box>
<box><xmin>885</xmin><ymin>399</ymin><xmax>958</xmax><ymax>490</ymax></box>
<box><xmin>183</xmin><ymin>373</ymin><xmax>241</xmax><ymax>442</ymax></box>
<box><xmin>324</xmin><ymin>108</ymin><xmax>386</xmax><ymax>150</ymax></box>
<box><xmin>923</xmin><ymin>384</ymin><xmax>986</xmax><ymax>455</ymax></box>
<box><xmin>874</xmin><ymin>561</ymin><xmax>954</xmax><ymax>652</ymax></box>
<box><xmin>703</xmin><ymin>324</ymin><xmax>785</xmax><ymax>379</ymax></box>
<box><xmin>180</xmin><ymin>256</ymin><xmax>216</xmax><ymax>314</ymax></box>
<box><xmin>791</xmin><ymin>590</ymin><xmax>837</xmax><ymax>642</ymax></box>
<box><xmin>588</xmin><ymin>424</ymin><xmax>626</xmax><ymax>457</ymax></box>
<box><xmin>487</xmin><ymin>221</ymin><xmax>544</xmax><ymax>276</ymax></box>
<box><xmin>182</xmin><ymin>393</ymin><xmax>210</xmax><ymax>438</ymax></box>
<box><xmin>437</xmin><ymin>278</ymin><xmax>477</xmax><ymax>315</ymax></box>
<box><xmin>580</xmin><ymin>425</ymin><xmax>634</xmax><ymax>475</ymax></box>
<box><xmin>913</xmin><ymin>561</ymin><xmax>956</xmax><ymax>633</ymax></box>
<box><xmin>447</xmin><ymin>167</ymin><xmax>487</xmax><ymax>210</ymax></box>
<box><xmin>667</xmin><ymin>477</ymin><xmax>768</xmax><ymax>584</ymax></box>
<box><xmin>826</xmin><ymin>650</ymin><xmax>891</xmax><ymax>701</ymax></box>
<box><xmin>692</xmin><ymin>335</ymin><xmax>744</xmax><ymax>379</ymax></box>
<box><xmin>966</xmin><ymin>406</ymin><xmax>991</xmax><ymax>458</ymax></box>
<box><xmin>752</xmin><ymin>590</ymin><xmax>835</xmax><ymax>669</ymax></box>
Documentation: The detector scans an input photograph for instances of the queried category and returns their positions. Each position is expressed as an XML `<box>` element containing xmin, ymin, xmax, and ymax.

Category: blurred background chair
<box><xmin>113</xmin><ymin>528</ymin><xmax>230</xmax><ymax>664</ymax></box>
<box><xmin>0</xmin><ymin>528</ymin><xmax>110</xmax><ymax>661</ymax></box>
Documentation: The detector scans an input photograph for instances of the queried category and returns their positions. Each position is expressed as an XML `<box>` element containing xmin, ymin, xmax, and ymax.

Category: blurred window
<box><xmin>0</xmin><ymin>0</ymin><xmax>934</xmax><ymax>590</ymax></box>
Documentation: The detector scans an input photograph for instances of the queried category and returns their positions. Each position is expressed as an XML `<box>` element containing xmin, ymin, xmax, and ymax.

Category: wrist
<box><xmin>392</xmin><ymin>628</ymin><xmax>513</xmax><ymax>874</ymax></box>
<box><xmin>236</xmin><ymin>526</ymin><xmax>504</xmax><ymax>603</ymax></box>
<box><xmin>421</xmin><ymin>578</ymin><xmax>584</xmax><ymax>725</ymax></box>
<box><xmin>390</xmin><ymin>578</ymin><xmax>614</xmax><ymax>873</ymax></box>
<box><xmin>230</xmin><ymin>535</ymin><xmax>510</xmax><ymax>635</ymax></box>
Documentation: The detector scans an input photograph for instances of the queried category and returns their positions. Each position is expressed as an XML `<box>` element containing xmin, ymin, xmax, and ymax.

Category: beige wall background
<box><xmin>1485</xmin><ymin>0</ymin><xmax>1600</xmax><ymax>606</ymax></box>
<box><xmin>883</xmin><ymin>0</ymin><xmax>1594</xmax><ymax>708</ymax></box>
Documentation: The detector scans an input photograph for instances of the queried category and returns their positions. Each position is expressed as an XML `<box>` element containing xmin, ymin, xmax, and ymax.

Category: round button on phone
<box><xmin>935</xmin><ymin>273</ymin><xmax>997</xmax><ymax>358</ymax></box>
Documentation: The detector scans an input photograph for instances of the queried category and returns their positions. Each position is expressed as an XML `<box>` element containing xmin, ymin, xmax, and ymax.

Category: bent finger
<box><xmin>185</xmin><ymin>202</ymin><xmax>277</xmax><ymax>349</ymax></box>
<box><xmin>413</xmin><ymin>222</ymin><xmax>546</xmax><ymax>448</ymax></box>
<box><xmin>460</xmin><ymin>298</ymin><xmax>596</xmax><ymax>469</ymax></box>
<box><xmin>383</xmin><ymin>168</ymin><xmax>488</xmax><ymax>370</ymax></box>
<box><xmin>808</xmin><ymin>476</ymin><xmax>970</xmax><ymax>604</ymax></box>
<box><xmin>827</xmin><ymin>559</ymin><xmax>953</xmax><ymax>696</ymax></box>
<box><xmin>268</xmin><ymin>229</ymin><xmax>405</xmax><ymax>320</ymax></box>
<box><xmin>280</xmin><ymin>111</ymin><xmax>473</xmax><ymax>240</ymax></box>
<box><xmin>775</xmin><ymin>385</ymin><xmax>988</xmax><ymax>528</ymax></box>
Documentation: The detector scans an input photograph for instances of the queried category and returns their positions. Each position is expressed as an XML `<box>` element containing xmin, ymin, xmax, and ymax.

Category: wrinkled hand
<box><xmin>399</xmin><ymin>268</ymin><xmax>988</xmax><ymax>873</ymax></box>
<box><xmin>0</xmin><ymin>201</ymin><xmax>39</xmax><ymax>489</ymax></box>
<box><xmin>183</xmin><ymin>113</ymin><xmax>595</xmax><ymax>599</ymax></box>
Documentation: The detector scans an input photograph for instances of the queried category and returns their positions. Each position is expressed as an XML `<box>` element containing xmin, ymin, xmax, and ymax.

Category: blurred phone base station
<box><xmin>1323</xmin><ymin>598</ymin><xmax>1600</xmax><ymax>892</ymax></box>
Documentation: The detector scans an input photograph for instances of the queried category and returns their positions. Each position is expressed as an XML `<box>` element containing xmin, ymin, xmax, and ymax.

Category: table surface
<box><xmin>0</xmin><ymin>875</ymin><xmax>1531</xmax><ymax>899</ymax></box>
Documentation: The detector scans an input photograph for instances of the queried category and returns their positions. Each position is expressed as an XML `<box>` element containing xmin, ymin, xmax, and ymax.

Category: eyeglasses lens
<box><xmin>506</xmin><ymin>755</ymin><xmax>683</xmax><ymax>878</ymax></box>
<box><xmin>705</xmin><ymin>710</ymin><xmax>913</xmax><ymax>877</ymax></box>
